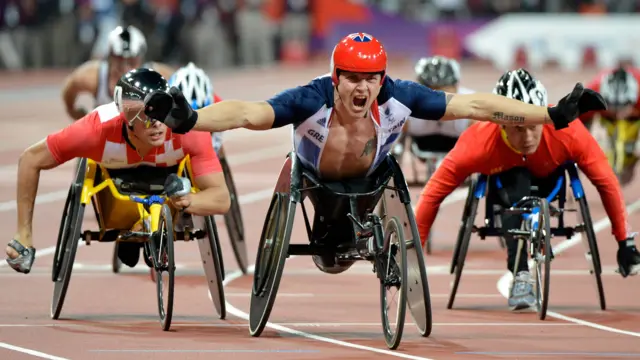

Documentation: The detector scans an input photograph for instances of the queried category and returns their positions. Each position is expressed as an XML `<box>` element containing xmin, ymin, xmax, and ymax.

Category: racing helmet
<box><xmin>108</xmin><ymin>25</ymin><xmax>147</xmax><ymax>59</ymax></box>
<box><xmin>414</xmin><ymin>56</ymin><xmax>460</xmax><ymax>88</ymax></box>
<box><xmin>330</xmin><ymin>32</ymin><xmax>387</xmax><ymax>85</ymax></box>
<box><xmin>599</xmin><ymin>67</ymin><xmax>639</xmax><ymax>108</ymax></box>
<box><xmin>493</xmin><ymin>68</ymin><xmax>548</xmax><ymax>107</ymax></box>
<box><xmin>168</xmin><ymin>62</ymin><xmax>214</xmax><ymax>110</ymax></box>
<box><xmin>114</xmin><ymin>68</ymin><xmax>169</xmax><ymax>126</ymax></box>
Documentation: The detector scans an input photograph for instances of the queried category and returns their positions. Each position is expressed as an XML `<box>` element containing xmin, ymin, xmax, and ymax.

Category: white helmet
<box><xmin>168</xmin><ymin>62</ymin><xmax>214</xmax><ymax>110</ymax></box>
<box><xmin>108</xmin><ymin>25</ymin><xmax>147</xmax><ymax>59</ymax></box>
<box><xmin>599</xmin><ymin>67</ymin><xmax>639</xmax><ymax>108</ymax></box>
<box><xmin>493</xmin><ymin>68</ymin><xmax>548</xmax><ymax>107</ymax></box>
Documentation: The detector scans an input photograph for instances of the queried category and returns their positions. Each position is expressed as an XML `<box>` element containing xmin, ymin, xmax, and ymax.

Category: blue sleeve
<box><xmin>266</xmin><ymin>84</ymin><xmax>325</xmax><ymax>128</ymax></box>
<box><xmin>391</xmin><ymin>79</ymin><xmax>447</xmax><ymax>120</ymax></box>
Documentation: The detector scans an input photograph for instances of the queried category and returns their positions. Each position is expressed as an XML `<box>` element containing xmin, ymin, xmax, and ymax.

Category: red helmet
<box><xmin>330</xmin><ymin>32</ymin><xmax>387</xmax><ymax>85</ymax></box>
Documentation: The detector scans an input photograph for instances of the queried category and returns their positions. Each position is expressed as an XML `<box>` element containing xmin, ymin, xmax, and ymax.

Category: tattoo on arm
<box><xmin>492</xmin><ymin>112</ymin><xmax>525</xmax><ymax>124</ymax></box>
<box><xmin>361</xmin><ymin>138</ymin><xmax>376</xmax><ymax>157</ymax></box>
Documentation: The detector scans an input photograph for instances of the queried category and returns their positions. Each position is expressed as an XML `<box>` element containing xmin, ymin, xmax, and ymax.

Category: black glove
<box><xmin>164</xmin><ymin>174</ymin><xmax>192</xmax><ymax>198</ymax></box>
<box><xmin>144</xmin><ymin>86</ymin><xmax>199</xmax><ymax>134</ymax></box>
<box><xmin>547</xmin><ymin>83</ymin><xmax>607</xmax><ymax>130</ymax></box>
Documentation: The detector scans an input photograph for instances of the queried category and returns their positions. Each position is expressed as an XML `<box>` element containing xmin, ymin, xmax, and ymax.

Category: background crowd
<box><xmin>0</xmin><ymin>0</ymin><xmax>638</xmax><ymax>71</ymax></box>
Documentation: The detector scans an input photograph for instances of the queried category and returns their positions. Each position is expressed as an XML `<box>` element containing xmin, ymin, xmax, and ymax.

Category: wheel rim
<box><xmin>253</xmin><ymin>195</ymin><xmax>280</xmax><ymax>295</ymax></box>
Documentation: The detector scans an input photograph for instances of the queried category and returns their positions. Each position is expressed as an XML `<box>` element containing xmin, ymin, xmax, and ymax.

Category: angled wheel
<box><xmin>220</xmin><ymin>156</ymin><xmax>248</xmax><ymax>274</ymax></box>
<box><xmin>447</xmin><ymin>178</ymin><xmax>479</xmax><ymax>309</ymax></box>
<box><xmin>532</xmin><ymin>198</ymin><xmax>552</xmax><ymax>320</ymax></box>
<box><xmin>577</xmin><ymin>196</ymin><xmax>606</xmax><ymax>310</ymax></box>
<box><xmin>379</xmin><ymin>216</ymin><xmax>408</xmax><ymax>350</ymax></box>
<box><xmin>150</xmin><ymin>203</ymin><xmax>175</xmax><ymax>331</ymax></box>
<box><xmin>111</xmin><ymin>243</ymin><xmax>121</xmax><ymax>273</ymax></box>
<box><xmin>51</xmin><ymin>158</ymin><xmax>87</xmax><ymax>320</ymax></box>
<box><xmin>201</xmin><ymin>215</ymin><xmax>226</xmax><ymax>319</ymax></box>
<box><xmin>249</xmin><ymin>192</ymin><xmax>295</xmax><ymax>337</ymax></box>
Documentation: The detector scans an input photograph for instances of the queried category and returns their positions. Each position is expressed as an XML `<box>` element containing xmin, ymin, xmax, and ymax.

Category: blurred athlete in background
<box><xmin>61</xmin><ymin>25</ymin><xmax>175</xmax><ymax>120</ymax></box>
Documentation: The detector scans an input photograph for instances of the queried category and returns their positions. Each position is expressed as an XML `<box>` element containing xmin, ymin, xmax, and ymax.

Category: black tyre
<box><xmin>51</xmin><ymin>158</ymin><xmax>87</xmax><ymax>320</ymax></box>
<box><xmin>249</xmin><ymin>192</ymin><xmax>294</xmax><ymax>337</ymax></box>
<box><xmin>152</xmin><ymin>203</ymin><xmax>175</xmax><ymax>331</ymax></box>
<box><xmin>220</xmin><ymin>157</ymin><xmax>248</xmax><ymax>274</ymax></box>
<box><xmin>447</xmin><ymin>182</ymin><xmax>479</xmax><ymax>310</ymax></box>
<box><xmin>203</xmin><ymin>215</ymin><xmax>226</xmax><ymax>319</ymax></box>
<box><xmin>533</xmin><ymin>198</ymin><xmax>552</xmax><ymax>320</ymax></box>
<box><xmin>379</xmin><ymin>216</ymin><xmax>408</xmax><ymax>350</ymax></box>
<box><xmin>577</xmin><ymin>196</ymin><xmax>606</xmax><ymax>310</ymax></box>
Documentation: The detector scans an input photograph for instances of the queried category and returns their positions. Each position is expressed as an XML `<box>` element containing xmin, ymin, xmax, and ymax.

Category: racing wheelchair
<box><xmin>248</xmin><ymin>151</ymin><xmax>433</xmax><ymax>350</ymax></box>
<box><xmin>111</xmin><ymin>151</ymin><xmax>249</xmax><ymax>276</ymax></box>
<box><xmin>51</xmin><ymin>156</ymin><xmax>227</xmax><ymax>331</ymax></box>
<box><xmin>448</xmin><ymin>162</ymin><xmax>606</xmax><ymax>320</ymax></box>
<box><xmin>599</xmin><ymin>115</ymin><xmax>640</xmax><ymax>185</ymax></box>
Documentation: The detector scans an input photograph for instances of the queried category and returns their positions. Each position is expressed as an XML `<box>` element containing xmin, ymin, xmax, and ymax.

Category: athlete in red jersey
<box><xmin>415</xmin><ymin>69</ymin><xmax>640</xmax><ymax>310</ymax></box>
<box><xmin>6</xmin><ymin>68</ymin><xmax>231</xmax><ymax>274</ymax></box>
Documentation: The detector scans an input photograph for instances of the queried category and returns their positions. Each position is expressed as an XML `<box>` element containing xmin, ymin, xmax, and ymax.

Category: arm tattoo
<box><xmin>492</xmin><ymin>112</ymin><xmax>525</xmax><ymax>124</ymax></box>
<box><xmin>445</xmin><ymin>93</ymin><xmax>455</xmax><ymax>105</ymax></box>
<box><xmin>361</xmin><ymin>138</ymin><xmax>376</xmax><ymax>157</ymax></box>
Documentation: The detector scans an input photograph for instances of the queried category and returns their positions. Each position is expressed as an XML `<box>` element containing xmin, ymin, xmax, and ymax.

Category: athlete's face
<box><xmin>502</xmin><ymin>125</ymin><xmax>543</xmax><ymax>155</ymax></box>
<box><xmin>123</xmin><ymin>104</ymin><xmax>168</xmax><ymax>147</ymax></box>
<box><xmin>337</xmin><ymin>71</ymin><xmax>382</xmax><ymax>117</ymax></box>
<box><xmin>109</xmin><ymin>55</ymin><xmax>143</xmax><ymax>82</ymax></box>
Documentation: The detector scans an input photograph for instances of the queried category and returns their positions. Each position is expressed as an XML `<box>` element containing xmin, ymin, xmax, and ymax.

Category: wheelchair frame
<box><xmin>51</xmin><ymin>156</ymin><xmax>227</xmax><ymax>331</ymax></box>
<box><xmin>448</xmin><ymin>162</ymin><xmax>606</xmax><ymax>315</ymax></box>
<box><xmin>248</xmin><ymin>151</ymin><xmax>433</xmax><ymax>350</ymax></box>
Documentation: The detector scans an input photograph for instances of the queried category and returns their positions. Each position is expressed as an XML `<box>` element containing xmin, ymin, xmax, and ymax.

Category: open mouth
<box><xmin>149</xmin><ymin>130</ymin><xmax>163</xmax><ymax>140</ymax></box>
<box><xmin>353</xmin><ymin>95</ymin><xmax>367</xmax><ymax>109</ymax></box>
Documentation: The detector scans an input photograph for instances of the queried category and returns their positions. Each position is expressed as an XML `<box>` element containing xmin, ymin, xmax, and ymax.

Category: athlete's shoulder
<box><xmin>266</xmin><ymin>74</ymin><xmax>331</xmax><ymax>120</ymax></box>
<box><xmin>93</xmin><ymin>102</ymin><xmax>124</xmax><ymax>124</ymax></box>
<box><xmin>462</xmin><ymin>121</ymin><xmax>499</xmax><ymax>139</ymax></box>
<box><xmin>378</xmin><ymin>76</ymin><xmax>447</xmax><ymax>119</ymax></box>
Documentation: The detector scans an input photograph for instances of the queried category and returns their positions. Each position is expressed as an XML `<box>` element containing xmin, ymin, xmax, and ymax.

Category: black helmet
<box><xmin>114</xmin><ymin>67</ymin><xmax>169</xmax><ymax>111</ymax></box>
<box><xmin>414</xmin><ymin>56</ymin><xmax>460</xmax><ymax>87</ymax></box>
<box><xmin>493</xmin><ymin>68</ymin><xmax>547</xmax><ymax>106</ymax></box>
<box><xmin>600</xmin><ymin>66</ymin><xmax>639</xmax><ymax>108</ymax></box>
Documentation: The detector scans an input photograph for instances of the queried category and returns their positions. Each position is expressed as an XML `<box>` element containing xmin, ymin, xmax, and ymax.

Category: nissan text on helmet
<box><xmin>330</xmin><ymin>32</ymin><xmax>387</xmax><ymax>117</ymax></box>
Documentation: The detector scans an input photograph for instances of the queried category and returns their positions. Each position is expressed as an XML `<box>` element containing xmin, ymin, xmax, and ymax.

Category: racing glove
<box><xmin>164</xmin><ymin>174</ymin><xmax>192</xmax><ymax>198</ymax></box>
<box><xmin>547</xmin><ymin>83</ymin><xmax>607</xmax><ymax>130</ymax></box>
<box><xmin>144</xmin><ymin>87</ymin><xmax>199</xmax><ymax>134</ymax></box>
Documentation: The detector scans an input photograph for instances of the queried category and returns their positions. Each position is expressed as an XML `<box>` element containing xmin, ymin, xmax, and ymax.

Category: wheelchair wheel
<box><xmin>533</xmin><ymin>198</ymin><xmax>552</xmax><ymax>320</ymax></box>
<box><xmin>249</xmin><ymin>192</ymin><xmax>294</xmax><ymax>337</ymax></box>
<box><xmin>111</xmin><ymin>243</ymin><xmax>121</xmax><ymax>273</ymax></box>
<box><xmin>577</xmin><ymin>196</ymin><xmax>606</xmax><ymax>310</ymax></box>
<box><xmin>449</xmin><ymin>177</ymin><xmax>478</xmax><ymax>274</ymax></box>
<box><xmin>152</xmin><ymin>203</ymin><xmax>175</xmax><ymax>331</ymax></box>
<box><xmin>220</xmin><ymin>156</ymin><xmax>248</xmax><ymax>274</ymax></box>
<box><xmin>447</xmin><ymin>178</ymin><xmax>479</xmax><ymax>309</ymax></box>
<box><xmin>51</xmin><ymin>158</ymin><xmax>87</xmax><ymax>320</ymax></box>
<box><xmin>379</xmin><ymin>216</ymin><xmax>408</xmax><ymax>350</ymax></box>
<box><xmin>202</xmin><ymin>215</ymin><xmax>226</xmax><ymax>319</ymax></box>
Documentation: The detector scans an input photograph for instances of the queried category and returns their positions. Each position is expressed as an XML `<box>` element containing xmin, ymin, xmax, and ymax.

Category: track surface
<box><xmin>0</xmin><ymin>62</ymin><xmax>639</xmax><ymax>360</ymax></box>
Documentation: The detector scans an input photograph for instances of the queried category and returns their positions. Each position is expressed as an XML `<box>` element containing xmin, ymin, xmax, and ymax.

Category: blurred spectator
<box><xmin>236</xmin><ymin>0</ymin><xmax>276</xmax><ymax>67</ymax></box>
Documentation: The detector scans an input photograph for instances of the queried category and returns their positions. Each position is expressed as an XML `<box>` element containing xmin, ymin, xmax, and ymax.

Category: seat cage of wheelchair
<box><xmin>79</xmin><ymin>156</ymin><xmax>199</xmax><ymax>243</ymax></box>
<box><xmin>285</xmin><ymin>155</ymin><xmax>413</xmax><ymax>259</ymax></box>
<box><xmin>472</xmin><ymin>162</ymin><xmax>586</xmax><ymax>240</ymax></box>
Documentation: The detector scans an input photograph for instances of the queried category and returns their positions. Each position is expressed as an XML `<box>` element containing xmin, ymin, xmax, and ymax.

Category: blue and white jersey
<box><xmin>266</xmin><ymin>74</ymin><xmax>448</xmax><ymax>176</ymax></box>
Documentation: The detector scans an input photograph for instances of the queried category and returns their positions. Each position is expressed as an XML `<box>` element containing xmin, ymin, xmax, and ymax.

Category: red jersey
<box><xmin>580</xmin><ymin>66</ymin><xmax>640</xmax><ymax>122</ymax></box>
<box><xmin>46</xmin><ymin>102</ymin><xmax>221</xmax><ymax>178</ymax></box>
<box><xmin>414</xmin><ymin>121</ymin><xmax>630</xmax><ymax>244</ymax></box>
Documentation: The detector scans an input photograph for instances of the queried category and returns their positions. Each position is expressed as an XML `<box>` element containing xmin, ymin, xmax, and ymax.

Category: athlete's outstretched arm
<box><xmin>61</xmin><ymin>60</ymin><xmax>99</xmax><ymax>120</ymax></box>
<box><xmin>192</xmin><ymin>100</ymin><xmax>276</xmax><ymax>132</ymax></box>
<box><xmin>14</xmin><ymin>140</ymin><xmax>60</xmax><ymax>248</ymax></box>
<box><xmin>441</xmin><ymin>92</ymin><xmax>552</xmax><ymax>126</ymax></box>
<box><xmin>190</xmin><ymin>85</ymin><xmax>324</xmax><ymax>132</ymax></box>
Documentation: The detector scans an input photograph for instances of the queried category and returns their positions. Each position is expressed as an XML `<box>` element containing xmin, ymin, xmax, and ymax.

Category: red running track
<box><xmin>0</xmin><ymin>63</ymin><xmax>638</xmax><ymax>360</ymax></box>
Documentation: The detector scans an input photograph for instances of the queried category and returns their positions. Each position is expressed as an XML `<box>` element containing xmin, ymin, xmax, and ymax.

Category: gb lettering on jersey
<box><xmin>293</xmin><ymin>106</ymin><xmax>330</xmax><ymax>169</ymax></box>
